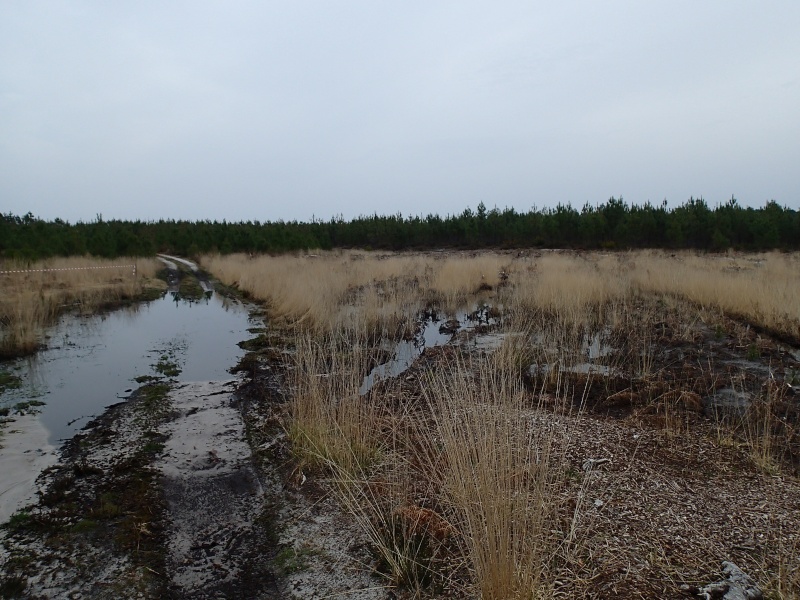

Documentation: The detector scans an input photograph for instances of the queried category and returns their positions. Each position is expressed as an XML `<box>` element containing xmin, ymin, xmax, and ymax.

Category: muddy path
<box><xmin>157</xmin><ymin>254</ymin><xmax>214</xmax><ymax>297</ymax></box>
<box><xmin>1</xmin><ymin>358</ymin><xmax>384</xmax><ymax>599</ymax></box>
<box><xmin>0</xmin><ymin>382</ymin><xmax>279</xmax><ymax>598</ymax></box>
<box><xmin>1</xmin><ymin>258</ymin><xmax>385</xmax><ymax>599</ymax></box>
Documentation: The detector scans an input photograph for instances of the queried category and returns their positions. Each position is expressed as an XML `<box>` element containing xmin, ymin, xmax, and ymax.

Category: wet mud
<box><xmin>1</xmin><ymin>258</ymin><xmax>384</xmax><ymax>599</ymax></box>
<box><xmin>158</xmin><ymin>381</ymin><xmax>278</xmax><ymax>599</ymax></box>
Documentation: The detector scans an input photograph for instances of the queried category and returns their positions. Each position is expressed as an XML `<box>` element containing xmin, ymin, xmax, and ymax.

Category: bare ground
<box><xmin>0</xmin><ymin>369</ymin><xmax>390</xmax><ymax>599</ymax></box>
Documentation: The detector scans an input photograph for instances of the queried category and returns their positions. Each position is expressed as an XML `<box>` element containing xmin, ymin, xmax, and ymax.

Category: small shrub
<box><xmin>0</xmin><ymin>370</ymin><xmax>22</xmax><ymax>393</ymax></box>
<box><xmin>72</xmin><ymin>518</ymin><xmax>99</xmax><ymax>533</ymax></box>
<box><xmin>274</xmin><ymin>545</ymin><xmax>320</xmax><ymax>575</ymax></box>
<box><xmin>4</xmin><ymin>511</ymin><xmax>33</xmax><ymax>533</ymax></box>
<box><xmin>0</xmin><ymin>574</ymin><xmax>27</xmax><ymax>598</ymax></box>
<box><xmin>91</xmin><ymin>492</ymin><xmax>123</xmax><ymax>520</ymax></box>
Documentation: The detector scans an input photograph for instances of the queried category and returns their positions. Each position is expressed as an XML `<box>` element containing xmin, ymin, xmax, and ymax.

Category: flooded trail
<box><xmin>2</xmin><ymin>257</ymin><xmax>398</xmax><ymax>598</ymax></box>
<box><xmin>0</xmin><ymin>256</ymin><xmax>252</xmax><ymax>521</ymax></box>
<box><xmin>0</xmin><ymin>257</ymin><xmax>285</xmax><ymax>598</ymax></box>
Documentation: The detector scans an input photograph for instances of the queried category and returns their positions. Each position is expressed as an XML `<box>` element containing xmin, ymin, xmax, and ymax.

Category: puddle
<box><xmin>460</xmin><ymin>303</ymin><xmax>502</xmax><ymax>332</ymax></box>
<box><xmin>780</xmin><ymin>344</ymin><xmax>800</xmax><ymax>364</ymax></box>
<box><xmin>584</xmin><ymin>330</ymin><xmax>614</xmax><ymax>360</ymax></box>
<box><xmin>529</xmin><ymin>362</ymin><xmax>616</xmax><ymax>378</ymax></box>
<box><xmin>359</xmin><ymin>305</ymin><xmax>500</xmax><ymax>394</ymax></box>
<box><xmin>0</xmin><ymin>414</ymin><xmax>58</xmax><ymax>523</ymax></box>
<box><xmin>421</xmin><ymin>317</ymin><xmax>452</xmax><ymax>347</ymax></box>
<box><xmin>0</xmin><ymin>294</ymin><xmax>253</xmax><ymax>446</ymax></box>
<box><xmin>360</xmin><ymin>339</ymin><xmax>427</xmax><ymax>395</ymax></box>
<box><xmin>723</xmin><ymin>358</ymin><xmax>775</xmax><ymax>377</ymax></box>
<box><xmin>471</xmin><ymin>332</ymin><xmax>508</xmax><ymax>351</ymax></box>
<box><xmin>523</xmin><ymin>330</ymin><xmax>617</xmax><ymax>380</ymax></box>
<box><xmin>704</xmin><ymin>388</ymin><xmax>751</xmax><ymax>414</ymax></box>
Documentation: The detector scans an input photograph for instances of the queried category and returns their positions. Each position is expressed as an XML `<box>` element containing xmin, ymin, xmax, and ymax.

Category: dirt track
<box><xmin>0</xmin><ymin>259</ymin><xmax>383</xmax><ymax>599</ymax></box>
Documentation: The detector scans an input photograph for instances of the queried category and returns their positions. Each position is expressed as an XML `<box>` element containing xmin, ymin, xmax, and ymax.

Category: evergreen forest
<box><xmin>2</xmin><ymin>196</ymin><xmax>798</xmax><ymax>260</ymax></box>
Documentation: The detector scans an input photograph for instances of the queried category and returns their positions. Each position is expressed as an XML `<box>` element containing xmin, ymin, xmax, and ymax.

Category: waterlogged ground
<box><xmin>0</xmin><ymin>290</ymin><xmax>253</xmax><ymax>526</ymax></box>
<box><xmin>1</xmin><ymin>292</ymin><xmax>251</xmax><ymax>444</ymax></box>
<box><xmin>0</xmin><ymin>261</ymin><xmax>387</xmax><ymax>599</ymax></box>
<box><xmin>3</xmin><ymin>254</ymin><xmax>800</xmax><ymax>598</ymax></box>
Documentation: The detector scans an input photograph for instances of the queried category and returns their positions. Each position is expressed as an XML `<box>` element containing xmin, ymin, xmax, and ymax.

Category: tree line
<box><xmin>2</xmin><ymin>197</ymin><xmax>798</xmax><ymax>260</ymax></box>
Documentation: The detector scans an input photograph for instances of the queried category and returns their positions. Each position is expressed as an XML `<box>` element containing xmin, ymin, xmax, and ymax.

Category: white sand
<box><xmin>0</xmin><ymin>415</ymin><xmax>58</xmax><ymax>523</ymax></box>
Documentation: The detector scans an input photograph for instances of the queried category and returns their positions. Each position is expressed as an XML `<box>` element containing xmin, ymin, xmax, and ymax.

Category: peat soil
<box><xmin>379</xmin><ymin>302</ymin><xmax>800</xmax><ymax>598</ymax></box>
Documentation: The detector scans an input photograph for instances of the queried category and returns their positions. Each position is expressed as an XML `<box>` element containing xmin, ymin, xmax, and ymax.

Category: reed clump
<box><xmin>419</xmin><ymin>353</ymin><xmax>571</xmax><ymax>599</ymax></box>
<box><xmin>0</xmin><ymin>257</ymin><xmax>160</xmax><ymax>357</ymax></box>
<box><xmin>288</xmin><ymin>329</ymin><xmax>388</xmax><ymax>475</ymax></box>
<box><xmin>289</xmin><ymin>328</ymin><xmax>578</xmax><ymax>597</ymax></box>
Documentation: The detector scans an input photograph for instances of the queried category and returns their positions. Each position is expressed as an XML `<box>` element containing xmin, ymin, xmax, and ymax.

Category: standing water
<box><xmin>0</xmin><ymin>290</ymin><xmax>254</xmax><ymax>521</ymax></box>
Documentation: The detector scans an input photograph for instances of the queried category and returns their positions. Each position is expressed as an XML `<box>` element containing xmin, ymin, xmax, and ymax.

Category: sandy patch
<box><xmin>0</xmin><ymin>415</ymin><xmax>57</xmax><ymax>523</ymax></box>
<box><xmin>157</xmin><ymin>381</ymin><xmax>277</xmax><ymax>597</ymax></box>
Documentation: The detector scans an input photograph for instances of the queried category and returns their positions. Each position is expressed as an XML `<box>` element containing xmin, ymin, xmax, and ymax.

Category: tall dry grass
<box><xmin>510</xmin><ymin>253</ymin><xmax>629</xmax><ymax>320</ymax></box>
<box><xmin>630</xmin><ymin>251</ymin><xmax>800</xmax><ymax>339</ymax></box>
<box><xmin>289</xmin><ymin>326</ymin><xmax>578</xmax><ymax>596</ymax></box>
<box><xmin>288</xmin><ymin>330</ymin><xmax>385</xmax><ymax>474</ymax></box>
<box><xmin>427</xmin><ymin>253</ymin><xmax>509</xmax><ymax>313</ymax></box>
<box><xmin>281</xmin><ymin>289</ymin><xmax>586</xmax><ymax>595</ymax></box>
<box><xmin>206</xmin><ymin>250</ymin><xmax>800</xmax><ymax>341</ymax></box>
<box><xmin>208</xmin><ymin>249</ymin><xmax>800</xmax><ymax>596</ymax></box>
<box><xmin>287</xmin><ymin>328</ymin><xmax>446</xmax><ymax>589</ymax></box>
<box><xmin>504</xmin><ymin>250</ymin><xmax>800</xmax><ymax>341</ymax></box>
<box><xmin>202</xmin><ymin>251</ymin><xmax>509</xmax><ymax>336</ymax></box>
<box><xmin>420</xmin><ymin>353</ymin><xmax>571</xmax><ymax>599</ymax></box>
<box><xmin>0</xmin><ymin>256</ymin><xmax>160</xmax><ymax>357</ymax></box>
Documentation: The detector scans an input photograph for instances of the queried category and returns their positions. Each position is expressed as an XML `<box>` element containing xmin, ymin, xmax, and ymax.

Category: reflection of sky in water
<box><xmin>1</xmin><ymin>294</ymin><xmax>253</xmax><ymax>445</ymax></box>
<box><xmin>359</xmin><ymin>307</ymin><xmax>497</xmax><ymax>394</ymax></box>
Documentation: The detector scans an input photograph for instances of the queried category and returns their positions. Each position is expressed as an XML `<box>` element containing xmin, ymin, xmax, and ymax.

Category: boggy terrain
<box><xmin>2</xmin><ymin>249</ymin><xmax>800</xmax><ymax>599</ymax></box>
<box><xmin>208</xmin><ymin>249</ymin><xmax>800</xmax><ymax>599</ymax></box>
<box><xmin>0</xmin><ymin>256</ymin><xmax>163</xmax><ymax>359</ymax></box>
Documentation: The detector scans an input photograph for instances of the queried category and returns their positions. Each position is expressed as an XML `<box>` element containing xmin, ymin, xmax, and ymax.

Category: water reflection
<box><xmin>0</xmin><ymin>293</ymin><xmax>253</xmax><ymax>445</ymax></box>
<box><xmin>359</xmin><ymin>305</ymin><xmax>500</xmax><ymax>394</ymax></box>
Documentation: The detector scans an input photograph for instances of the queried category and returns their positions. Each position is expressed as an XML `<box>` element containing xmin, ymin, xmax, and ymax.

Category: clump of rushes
<box><xmin>419</xmin><ymin>351</ymin><xmax>572</xmax><ymax>599</ymax></box>
<box><xmin>288</xmin><ymin>330</ymin><xmax>385</xmax><ymax>475</ymax></box>
<box><xmin>288</xmin><ymin>328</ymin><xmax>450</xmax><ymax>591</ymax></box>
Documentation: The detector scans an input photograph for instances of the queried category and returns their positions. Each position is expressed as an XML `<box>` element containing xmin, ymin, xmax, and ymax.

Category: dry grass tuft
<box><xmin>288</xmin><ymin>330</ymin><xmax>385</xmax><ymax>475</ymax></box>
<box><xmin>421</xmin><ymin>353</ymin><xmax>570</xmax><ymax>599</ymax></box>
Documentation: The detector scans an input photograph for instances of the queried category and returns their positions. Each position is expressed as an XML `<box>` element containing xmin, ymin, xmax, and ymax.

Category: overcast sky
<box><xmin>1</xmin><ymin>2</ymin><xmax>799</xmax><ymax>223</ymax></box>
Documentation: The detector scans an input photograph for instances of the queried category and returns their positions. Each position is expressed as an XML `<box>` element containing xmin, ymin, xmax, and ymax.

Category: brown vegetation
<box><xmin>0</xmin><ymin>256</ymin><xmax>161</xmax><ymax>357</ymax></box>
<box><xmin>207</xmin><ymin>250</ymin><xmax>800</xmax><ymax>598</ymax></box>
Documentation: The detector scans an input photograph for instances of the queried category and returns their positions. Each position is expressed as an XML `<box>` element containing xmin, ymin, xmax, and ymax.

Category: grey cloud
<box><xmin>1</xmin><ymin>1</ymin><xmax>798</xmax><ymax>223</ymax></box>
